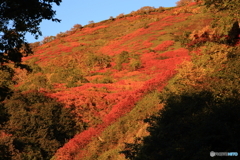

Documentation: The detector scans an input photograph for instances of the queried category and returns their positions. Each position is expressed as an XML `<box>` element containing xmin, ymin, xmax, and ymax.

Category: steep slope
<box><xmin>14</xmin><ymin>2</ymin><xmax>213</xmax><ymax>159</ymax></box>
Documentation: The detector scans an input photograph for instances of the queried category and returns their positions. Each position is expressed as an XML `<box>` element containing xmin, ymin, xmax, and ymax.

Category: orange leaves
<box><xmin>154</xmin><ymin>40</ymin><xmax>175</xmax><ymax>52</ymax></box>
<box><xmin>160</xmin><ymin>48</ymin><xmax>189</xmax><ymax>58</ymax></box>
<box><xmin>99</xmin><ymin>27</ymin><xmax>153</xmax><ymax>56</ymax></box>
<box><xmin>142</xmin><ymin>41</ymin><xmax>153</xmax><ymax>49</ymax></box>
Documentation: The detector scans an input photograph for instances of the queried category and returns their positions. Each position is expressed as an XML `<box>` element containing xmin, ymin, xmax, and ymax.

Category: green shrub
<box><xmin>27</xmin><ymin>57</ymin><xmax>42</xmax><ymax>73</ymax></box>
<box><xmin>92</xmin><ymin>75</ymin><xmax>114</xmax><ymax>84</ymax></box>
<box><xmin>0</xmin><ymin>66</ymin><xmax>14</xmax><ymax>88</ymax></box>
<box><xmin>143</xmin><ymin>23</ymin><xmax>149</xmax><ymax>29</ymax></box>
<box><xmin>129</xmin><ymin>58</ymin><xmax>142</xmax><ymax>71</ymax></box>
<box><xmin>174</xmin><ymin>31</ymin><xmax>191</xmax><ymax>47</ymax></box>
<box><xmin>156</xmin><ymin>6</ymin><xmax>165</xmax><ymax>13</ymax></box>
<box><xmin>115</xmin><ymin>51</ymin><xmax>142</xmax><ymax>71</ymax></box>
<box><xmin>85</xmin><ymin>53</ymin><xmax>111</xmax><ymax>70</ymax></box>
<box><xmin>0</xmin><ymin>66</ymin><xmax>14</xmax><ymax>102</ymax></box>
<box><xmin>115</xmin><ymin>51</ymin><xmax>130</xmax><ymax>70</ymax></box>
<box><xmin>18</xmin><ymin>72</ymin><xmax>52</xmax><ymax>91</ymax></box>
<box><xmin>66</xmin><ymin>74</ymin><xmax>89</xmax><ymax>88</ymax></box>
<box><xmin>48</xmin><ymin>65</ymin><xmax>88</xmax><ymax>88</ymax></box>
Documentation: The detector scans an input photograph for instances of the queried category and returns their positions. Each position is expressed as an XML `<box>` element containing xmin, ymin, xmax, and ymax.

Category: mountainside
<box><xmin>1</xmin><ymin>1</ymin><xmax>240</xmax><ymax>160</ymax></box>
<box><xmin>22</xmin><ymin>4</ymin><xmax>197</xmax><ymax>159</ymax></box>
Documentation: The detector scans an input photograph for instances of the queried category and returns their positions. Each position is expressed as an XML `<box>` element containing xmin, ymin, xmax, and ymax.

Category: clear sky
<box><xmin>25</xmin><ymin>0</ymin><xmax>179</xmax><ymax>43</ymax></box>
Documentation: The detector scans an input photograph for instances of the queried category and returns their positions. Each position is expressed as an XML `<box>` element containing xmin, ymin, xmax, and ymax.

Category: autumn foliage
<box><xmin>1</xmin><ymin>3</ymin><xmax>220</xmax><ymax>160</ymax></box>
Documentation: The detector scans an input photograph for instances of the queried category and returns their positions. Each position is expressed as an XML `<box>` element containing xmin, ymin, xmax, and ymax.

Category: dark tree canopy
<box><xmin>0</xmin><ymin>0</ymin><xmax>62</xmax><ymax>65</ymax></box>
<box><xmin>1</xmin><ymin>91</ymin><xmax>77</xmax><ymax>159</ymax></box>
<box><xmin>121</xmin><ymin>92</ymin><xmax>240</xmax><ymax>160</ymax></box>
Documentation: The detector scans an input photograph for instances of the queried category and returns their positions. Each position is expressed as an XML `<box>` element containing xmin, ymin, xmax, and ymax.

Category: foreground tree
<box><xmin>0</xmin><ymin>0</ymin><xmax>62</xmax><ymax>127</ymax></box>
<box><xmin>122</xmin><ymin>91</ymin><xmax>240</xmax><ymax>160</ymax></box>
<box><xmin>1</xmin><ymin>91</ymin><xmax>78</xmax><ymax>159</ymax></box>
<box><xmin>0</xmin><ymin>0</ymin><xmax>62</xmax><ymax>65</ymax></box>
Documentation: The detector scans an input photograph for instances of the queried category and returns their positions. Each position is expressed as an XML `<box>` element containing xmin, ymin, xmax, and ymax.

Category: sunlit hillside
<box><xmin>1</xmin><ymin>1</ymin><xmax>240</xmax><ymax>160</ymax></box>
<box><xmin>21</xmin><ymin>3</ymin><xmax>201</xmax><ymax>159</ymax></box>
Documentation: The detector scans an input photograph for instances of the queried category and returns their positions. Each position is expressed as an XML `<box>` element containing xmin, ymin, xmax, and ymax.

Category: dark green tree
<box><xmin>0</xmin><ymin>1</ymin><xmax>62</xmax><ymax>139</ymax></box>
<box><xmin>1</xmin><ymin>91</ymin><xmax>78</xmax><ymax>159</ymax></box>
<box><xmin>122</xmin><ymin>92</ymin><xmax>240</xmax><ymax>160</ymax></box>
<box><xmin>0</xmin><ymin>0</ymin><xmax>62</xmax><ymax>65</ymax></box>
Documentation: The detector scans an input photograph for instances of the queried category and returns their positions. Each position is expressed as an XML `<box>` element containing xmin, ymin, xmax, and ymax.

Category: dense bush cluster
<box><xmin>114</xmin><ymin>51</ymin><xmax>142</xmax><ymax>71</ymax></box>
<box><xmin>0</xmin><ymin>91</ymin><xmax>78</xmax><ymax>160</ymax></box>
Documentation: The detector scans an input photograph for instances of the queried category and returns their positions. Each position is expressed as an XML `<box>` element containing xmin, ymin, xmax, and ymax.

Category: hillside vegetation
<box><xmin>0</xmin><ymin>1</ymin><xmax>240</xmax><ymax>159</ymax></box>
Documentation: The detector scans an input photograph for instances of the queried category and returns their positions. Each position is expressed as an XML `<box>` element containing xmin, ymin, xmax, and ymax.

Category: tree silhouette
<box><xmin>1</xmin><ymin>91</ymin><xmax>77</xmax><ymax>159</ymax></box>
<box><xmin>122</xmin><ymin>91</ymin><xmax>240</xmax><ymax>160</ymax></box>
<box><xmin>0</xmin><ymin>0</ymin><xmax>62</xmax><ymax>65</ymax></box>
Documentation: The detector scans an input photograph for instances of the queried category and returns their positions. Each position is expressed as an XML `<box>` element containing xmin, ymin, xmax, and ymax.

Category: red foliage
<box><xmin>21</xmin><ymin>9</ymin><xmax>196</xmax><ymax>160</ymax></box>
<box><xmin>0</xmin><ymin>131</ymin><xmax>12</xmax><ymax>138</ymax></box>
<box><xmin>55</xmin><ymin>127</ymin><xmax>102</xmax><ymax>160</ymax></box>
<box><xmin>188</xmin><ymin>2</ymin><xmax>197</xmax><ymax>6</ymax></box>
<box><xmin>154</xmin><ymin>40</ymin><xmax>175</xmax><ymax>51</ymax></box>
<box><xmin>53</xmin><ymin>45</ymin><xmax>190</xmax><ymax>160</ymax></box>
<box><xmin>160</xmin><ymin>48</ymin><xmax>189</xmax><ymax>58</ymax></box>
<box><xmin>99</xmin><ymin>23</ymin><xmax>168</xmax><ymax>55</ymax></box>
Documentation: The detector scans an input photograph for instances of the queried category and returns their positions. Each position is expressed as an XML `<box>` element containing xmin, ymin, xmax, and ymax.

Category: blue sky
<box><xmin>25</xmin><ymin>0</ymin><xmax>179</xmax><ymax>43</ymax></box>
